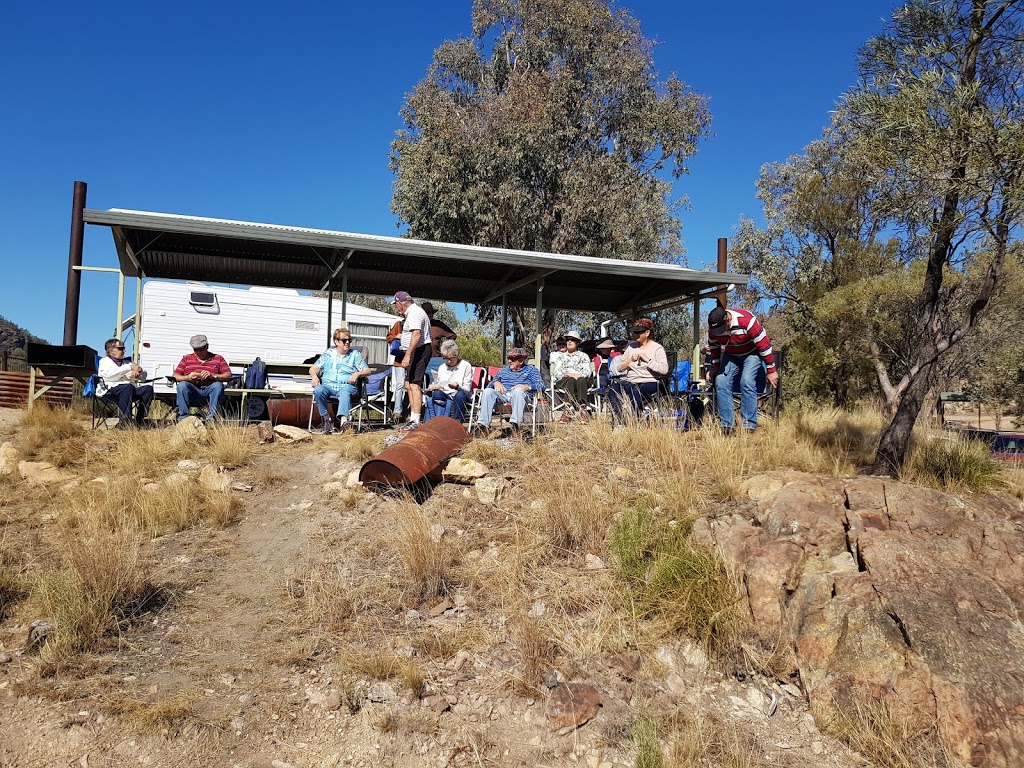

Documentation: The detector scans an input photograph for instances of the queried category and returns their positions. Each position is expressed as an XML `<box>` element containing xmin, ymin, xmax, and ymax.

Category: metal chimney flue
<box><xmin>63</xmin><ymin>180</ymin><xmax>87</xmax><ymax>345</ymax></box>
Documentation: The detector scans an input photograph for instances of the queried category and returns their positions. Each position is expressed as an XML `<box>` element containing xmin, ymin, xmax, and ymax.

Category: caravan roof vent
<box><xmin>189</xmin><ymin>291</ymin><xmax>220</xmax><ymax>315</ymax></box>
<box><xmin>295</xmin><ymin>320</ymin><xmax>320</xmax><ymax>332</ymax></box>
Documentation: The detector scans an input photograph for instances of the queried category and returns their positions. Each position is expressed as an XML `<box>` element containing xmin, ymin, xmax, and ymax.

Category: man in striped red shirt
<box><xmin>707</xmin><ymin>306</ymin><xmax>779</xmax><ymax>433</ymax></box>
<box><xmin>173</xmin><ymin>334</ymin><xmax>232</xmax><ymax>421</ymax></box>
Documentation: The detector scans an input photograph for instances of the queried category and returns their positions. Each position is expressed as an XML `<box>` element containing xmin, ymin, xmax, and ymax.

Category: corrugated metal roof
<box><xmin>84</xmin><ymin>208</ymin><xmax>747</xmax><ymax>314</ymax></box>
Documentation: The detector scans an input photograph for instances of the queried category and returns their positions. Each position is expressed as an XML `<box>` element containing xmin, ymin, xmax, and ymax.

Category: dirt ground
<box><xmin>0</xmin><ymin>407</ymin><xmax>871</xmax><ymax>768</ymax></box>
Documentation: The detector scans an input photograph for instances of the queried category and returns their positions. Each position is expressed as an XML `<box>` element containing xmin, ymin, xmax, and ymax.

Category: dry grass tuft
<box><xmin>337</xmin><ymin>648</ymin><xmax>426</xmax><ymax>697</ymax></box>
<box><xmin>0</xmin><ymin>539</ymin><xmax>28</xmax><ymax>622</ymax></box>
<box><xmin>29</xmin><ymin>514</ymin><xmax>159</xmax><ymax>662</ymax></box>
<box><xmin>295</xmin><ymin>562</ymin><xmax>356</xmax><ymax>634</ymax></box>
<box><xmin>114</xmin><ymin>690</ymin><xmax>202</xmax><ymax>733</ymax></box>
<box><xmin>58</xmin><ymin>475</ymin><xmax>240</xmax><ymax>535</ymax></box>
<box><xmin>818</xmin><ymin>701</ymin><xmax>952</xmax><ymax>768</ymax></box>
<box><xmin>509</xmin><ymin>619</ymin><xmax>561</xmax><ymax>696</ymax></box>
<box><xmin>204</xmin><ymin>425</ymin><xmax>257</xmax><ymax>468</ymax></box>
<box><xmin>390</xmin><ymin>503</ymin><xmax>456</xmax><ymax>602</ymax></box>
<box><xmin>660</xmin><ymin>707</ymin><xmax>764</xmax><ymax>767</ymax></box>
<box><xmin>903</xmin><ymin>434</ymin><xmax>1003</xmax><ymax>492</ymax></box>
<box><xmin>1002</xmin><ymin>466</ymin><xmax>1024</xmax><ymax>500</ymax></box>
<box><xmin>15</xmin><ymin>404</ymin><xmax>88</xmax><ymax>467</ymax></box>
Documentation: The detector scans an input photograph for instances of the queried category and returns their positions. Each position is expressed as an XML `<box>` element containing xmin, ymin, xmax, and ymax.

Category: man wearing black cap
<box><xmin>172</xmin><ymin>334</ymin><xmax>232</xmax><ymax>421</ymax></box>
<box><xmin>707</xmin><ymin>306</ymin><xmax>778</xmax><ymax>433</ymax></box>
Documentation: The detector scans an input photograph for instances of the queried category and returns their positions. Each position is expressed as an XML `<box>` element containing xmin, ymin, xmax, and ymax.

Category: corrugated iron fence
<box><xmin>0</xmin><ymin>370</ymin><xmax>75</xmax><ymax>409</ymax></box>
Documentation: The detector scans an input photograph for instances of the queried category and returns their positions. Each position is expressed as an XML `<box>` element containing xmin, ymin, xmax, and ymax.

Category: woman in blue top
<box><xmin>309</xmin><ymin>328</ymin><xmax>371</xmax><ymax>434</ymax></box>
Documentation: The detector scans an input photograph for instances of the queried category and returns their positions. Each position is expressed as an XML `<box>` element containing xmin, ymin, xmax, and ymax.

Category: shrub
<box><xmin>611</xmin><ymin>506</ymin><xmax>745</xmax><ymax>657</ymax></box>
<box><xmin>904</xmin><ymin>435</ymin><xmax>1001</xmax><ymax>491</ymax></box>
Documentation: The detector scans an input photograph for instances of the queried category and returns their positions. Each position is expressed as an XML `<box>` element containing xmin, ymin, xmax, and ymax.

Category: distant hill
<box><xmin>0</xmin><ymin>315</ymin><xmax>48</xmax><ymax>367</ymax></box>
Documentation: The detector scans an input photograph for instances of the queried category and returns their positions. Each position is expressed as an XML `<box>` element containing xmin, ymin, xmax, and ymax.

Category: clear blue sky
<box><xmin>0</xmin><ymin>0</ymin><xmax>896</xmax><ymax>347</ymax></box>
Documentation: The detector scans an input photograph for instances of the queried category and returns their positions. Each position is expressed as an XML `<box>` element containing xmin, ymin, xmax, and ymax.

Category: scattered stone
<box><xmin>663</xmin><ymin>671</ymin><xmax>688</xmax><ymax>698</ymax></box>
<box><xmin>429</xmin><ymin>524</ymin><xmax>445</xmax><ymax>544</ymax></box>
<box><xmin>164</xmin><ymin>472</ymin><xmax>191</xmax><ymax>487</ymax></box>
<box><xmin>606</xmin><ymin>652</ymin><xmax>642</xmax><ymax>681</ymax></box>
<box><xmin>238</xmin><ymin>692</ymin><xmax>258</xmax><ymax>706</ymax></box>
<box><xmin>271</xmin><ymin>761</ymin><xmax>296</xmax><ymax>768</ymax></box>
<box><xmin>423</xmin><ymin>694</ymin><xmax>451</xmax><ymax>713</ymax></box>
<box><xmin>322</xmin><ymin>481</ymin><xmax>345</xmax><ymax>497</ymax></box>
<box><xmin>528</xmin><ymin>600</ymin><xmax>546</xmax><ymax>618</ymax></box>
<box><xmin>256</xmin><ymin>422</ymin><xmax>276</xmax><ymax>444</ymax></box>
<box><xmin>474</xmin><ymin>476</ymin><xmax>508</xmax><ymax>504</ymax></box>
<box><xmin>287</xmin><ymin>501</ymin><xmax>314</xmax><ymax>512</ymax></box>
<box><xmin>584</xmin><ymin>553</ymin><xmax>606</xmax><ymax>570</ymax></box>
<box><xmin>0</xmin><ymin>651</ymin><xmax>11</xmax><ymax>664</ymax></box>
<box><xmin>230</xmin><ymin>482</ymin><xmax>253</xmax><ymax>492</ymax></box>
<box><xmin>176</xmin><ymin>459</ymin><xmax>201</xmax><ymax>472</ymax></box>
<box><xmin>608</xmin><ymin>466</ymin><xmax>631</xmax><ymax>482</ymax></box>
<box><xmin>545</xmin><ymin>683</ymin><xmax>602</xmax><ymax>731</ymax></box>
<box><xmin>18</xmin><ymin>461</ymin><xmax>74</xmax><ymax>486</ymax></box>
<box><xmin>199</xmin><ymin>463</ymin><xmax>232</xmax><ymax>492</ymax></box>
<box><xmin>346</xmin><ymin>469</ymin><xmax>362</xmax><ymax>489</ymax></box>
<box><xmin>324</xmin><ymin>690</ymin><xmax>342</xmax><ymax>711</ymax></box>
<box><xmin>143</xmin><ymin>482</ymin><xmax>161</xmax><ymax>493</ymax></box>
<box><xmin>442</xmin><ymin>458</ymin><xmax>489</xmax><ymax>484</ymax></box>
<box><xmin>25</xmin><ymin>619</ymin><xmax>53</xmax><ymax>652</ymax></box>
<box><xmin>272</xmin><ymin>424</ymin><xmax>312</xmax><ymax>442</ymax></box>
<box><xmin>171</xmin><ymin>416</ymin><xmax>210</xmax><ymax>446</ymax></box>
<box><xmin>429</xmin><ymin>599</ymin><xmax>454</xmax><ymax>618</ymax></box>
<box><xmin>87</xmin><ymin>476</ymin><xmax>109</xmax><ymax>485</ymax></box>
<box><xmin>0</xmin><ymin>442</ymin><xmax>18</xmax><ymax>476</ymax></box>
<box><xmin>365</xmin><ymin>681</ymin><xmax>397</xmax><ymax>703</ymax></box>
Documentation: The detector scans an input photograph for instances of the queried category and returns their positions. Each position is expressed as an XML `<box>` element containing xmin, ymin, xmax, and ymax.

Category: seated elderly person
<box><xmin>309</xmin><ymin>328</ymin><xmax>371</xmax><ymax>434</ymax></box>
<box><xmin>551</xmin><ymin>331</ymin><xmax>594</xmax><ymax>423</ymax></box>
<box><xmin>471</xmin><ymin>347</ymin><xmax>544</xmax><ymax>436</ymax></box>
<box><xmin>423</xmin><ymin>339</ymin><xmax>473</xmax><ymax>423</ymax></box>
<box><xmin>173</xmin><ymin>334</ymin><xmax>233</xmax><ymax>422</ymax></box>
<box><xmin>608</xmin><ymin>318</ymin><xmax>669</xmax><ymax>425</ymax></box>
<box><xmin>98</xmin><ymin>338</ymin><xmax>154</xmax><ymax>429</ymax></box>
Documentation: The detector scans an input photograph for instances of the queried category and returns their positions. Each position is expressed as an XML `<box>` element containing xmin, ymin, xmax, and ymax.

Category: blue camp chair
<box><xmin>83</xmin><ymin>354</ymin><xmax>127</xmax><ymax>429</ymax></box>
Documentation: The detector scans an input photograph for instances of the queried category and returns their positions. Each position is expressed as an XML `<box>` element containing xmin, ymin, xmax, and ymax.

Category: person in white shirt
<box><xmin>97</xmin><ymin>338</ymin><xmax>154</xmax><ymax>428</ymax></box>
<box><xmin>551</xmin><ymin>331</ymin><xmax>594</xmax><ymax>423</ymax></box>
<box><xmin>423</xmin><ymin>340</ymin><xmax>474</xmax><ymax>423</ymax></box>
<box><xmin>389</xmin><ymin>290</ymin><xmax>432</xmax><ymax>431</ymax></box>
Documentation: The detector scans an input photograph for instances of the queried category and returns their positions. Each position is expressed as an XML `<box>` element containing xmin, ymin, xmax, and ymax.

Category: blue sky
<box><xmin>0</xmin><ymin>0</ymin><xmax>896</xmax><ymax>347</ymax></box>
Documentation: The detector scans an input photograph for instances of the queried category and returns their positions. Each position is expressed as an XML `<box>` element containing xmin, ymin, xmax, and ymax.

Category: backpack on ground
<box><xmin>244</xmin><ymin>358</ymin><xmax>268</xmax><ymax>389</ymax></box>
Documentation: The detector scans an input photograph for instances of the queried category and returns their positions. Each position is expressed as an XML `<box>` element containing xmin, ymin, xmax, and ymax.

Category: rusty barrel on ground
<box><xmin>360</xmin><ymin>416</ymin><xmax>469</xmax><ymax>487</ymax></box>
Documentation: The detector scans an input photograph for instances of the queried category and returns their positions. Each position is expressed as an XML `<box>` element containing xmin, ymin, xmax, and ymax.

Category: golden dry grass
<box><xmin>336</xmin><ymin>647</ymin><xmax>427</xmax><ymax>697</ymax></box>
<box><xmin>28</xmin><ymin>512</ymin><xmax>157</xmax><ymax>663</ymax></box>
<box><xmin>389</xmin><ymin>502</ymin><xmax>457</xmax><ymax>603</ymax></box>
<box><xmin>14</xmin><ymin>404</ymin><xmax>89</xmax><ymax>467</ymax></box>
<box><xmin>817</xmin><ymin>700</ymin><xmax>955</xmax><ymax>768</ymax></box>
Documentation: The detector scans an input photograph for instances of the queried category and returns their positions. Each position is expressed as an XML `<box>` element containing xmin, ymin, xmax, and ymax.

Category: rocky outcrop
<box><xmin>694</xmin><ymin>471</ymin><xmax>1024</xmax><ymax>767</ymax></box>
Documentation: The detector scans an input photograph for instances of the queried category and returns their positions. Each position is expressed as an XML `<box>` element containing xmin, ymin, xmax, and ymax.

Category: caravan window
<box><xmin>189</xmin><ymin>291</ymin><xmax>220</xmax><ymax>315</ymax></box>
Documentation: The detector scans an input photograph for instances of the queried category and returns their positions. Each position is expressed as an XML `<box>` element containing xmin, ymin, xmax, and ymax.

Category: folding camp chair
<box><xmin>84</xmin><ymin>353</ymin><xmax>145</xmax><ymax>429</ymax></box>
<box><xmin>709</xmin><ymin>356</ymin><xmax>781</xmax><ymax>427</ymax></box>
<box><xmin>352</xmin><ymin>366</ymin><xmax>392</xmax><ymax>431</ymax></box>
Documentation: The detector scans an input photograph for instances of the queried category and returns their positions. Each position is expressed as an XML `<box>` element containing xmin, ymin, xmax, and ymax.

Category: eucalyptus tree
<box><xmin>844</xmin><ymin>0</ymin><xmax>1024</xmax><ymax>474</ymax></box>
<box><xmin>389</xmin><ymin>0</ymin><xmax>711</xmax><ymax>343</ymax></box>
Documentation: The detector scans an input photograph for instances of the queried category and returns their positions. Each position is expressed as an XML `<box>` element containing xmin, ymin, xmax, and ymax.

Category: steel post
<box><xmin>64</xmin><ymin>181</ymin><xmax>87</xmax><ymax>345</ymax></box>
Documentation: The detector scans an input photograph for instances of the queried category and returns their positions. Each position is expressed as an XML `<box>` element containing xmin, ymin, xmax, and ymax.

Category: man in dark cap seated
<box><xmin>172</xmin><ymin>334</ymin><xmax>233</xmax><ymax>422</ymax></box>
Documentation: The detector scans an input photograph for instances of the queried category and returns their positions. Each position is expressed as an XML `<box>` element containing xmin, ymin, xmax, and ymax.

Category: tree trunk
<box><xmin>871</xmin><ymin>355</ymin><xmax>936</xmax><ymax>475</ymax></box>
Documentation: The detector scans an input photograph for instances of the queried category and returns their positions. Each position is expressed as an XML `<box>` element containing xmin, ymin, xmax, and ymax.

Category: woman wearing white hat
<box><xmin>550</xmin><ymin>331</ymin><xmax>594</xmax><ymax>423</ymax></box>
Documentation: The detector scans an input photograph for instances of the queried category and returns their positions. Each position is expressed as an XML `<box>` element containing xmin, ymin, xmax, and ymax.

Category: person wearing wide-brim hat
<box><xmin>608</xmin><ymin>318</ymin><xmax>669</xmax><ymax>425</ymax></box>
<box><xmin>551</xmin><ymin>331</ymin><xmax>594</xmax><ymax>423</ymax></box>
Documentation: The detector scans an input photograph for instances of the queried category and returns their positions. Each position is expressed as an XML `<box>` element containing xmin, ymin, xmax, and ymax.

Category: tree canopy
<box><xmin>389</xmin><ymin>0</ymin><xmax>711</xmax><ymax>341</ymax></box>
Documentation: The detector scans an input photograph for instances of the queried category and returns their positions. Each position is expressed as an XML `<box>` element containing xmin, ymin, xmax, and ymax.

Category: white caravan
<box><xmin>136</xmin><ymin>280</ymin><xmax>396</xmax><ymax>399</ymax></box>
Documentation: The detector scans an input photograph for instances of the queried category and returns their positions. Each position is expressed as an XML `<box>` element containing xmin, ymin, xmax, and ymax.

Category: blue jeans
<box><xmin>313</xmin><ymin>383</ymin><xmax>356</xmax><ymax>419</ymax></box>
<box><xmin>477</xmin><ymin>387</ymin><xmax>531</xmax><ymax>426</ymax></box>
<box><xmin>715</xmin><ymin>353</ymin><xmax>762</xmax><ymax>429</ymax></box>
<box><xmin>424</xmin><ymin>389</ymin><xmax>470</xmax><ymax>423</ymax></box>
<box><xmin>391</xmin><ymin>366</ymin><xmax>406</xmax><ymax>416</ymax></box>
<box><xmin>176</xmin><ymin>381</ymin><xmax>225</xmax><ymax>421</ymax></box>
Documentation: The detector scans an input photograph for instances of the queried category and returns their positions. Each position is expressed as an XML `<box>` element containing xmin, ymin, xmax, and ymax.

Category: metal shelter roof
<box><xmin>83</xmin><ymin>208</ymin><xmax>747</xmax><ymax>315</ymax></box>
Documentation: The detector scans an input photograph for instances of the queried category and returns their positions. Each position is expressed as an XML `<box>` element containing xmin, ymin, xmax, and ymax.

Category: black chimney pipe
<box><xmin>63</xmin><ymin>181</ymin><xmax>87</xmax><ymax>345</ymax></box>
<box><xmin>716</xmin><ymin>237</ymin><xmax>728</xmax><ymax>309</ymax></box>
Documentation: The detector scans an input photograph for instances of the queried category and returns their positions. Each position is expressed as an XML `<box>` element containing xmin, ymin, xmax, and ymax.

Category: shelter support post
<box><xmin>501</xmin><ymin>296</ymin><xmax>508</xmax><ymax>361</ymax></box>
<box><xmin>341</xmin><ymin>268</ymin><xmax>348</xmax><ymax>321</ymax></box>
<box><xmin>326</xmin><ymin>290</ymin><xmax>333</xmax><ymax>349</ymax></box>
<box><xmin>534</xmin><ymin>278</ymin><xmax>544</xmax><ymax>365</ymax></box>
<box><xmin>717</xmin><ymin>238</ymin><xmax>728</xmax><ymax>308</ymax></box>
<box><xmin>115</xmin><ymin>271</ymin><xmax>125</xmax><ymax>340</ymax></box>
<box><xmin>692</xmin><ymin>298</ymin><xmax>700</xmax><ymax>377</ymax></box>
<box><xmin>134</xmin><ymin>277</ymin><xmax>143</xmax><ymax>360</ymax></box>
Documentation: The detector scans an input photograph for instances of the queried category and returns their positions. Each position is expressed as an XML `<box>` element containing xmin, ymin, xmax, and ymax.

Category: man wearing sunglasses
<box><xmin>173</xmin><ymin>334</ymin><xmax>232</xmax><ymax>422</ymax></box>
<box><xmin>97</xmin><ymin>338</ymin><xmax>154</xmax><ymax>428</ymax></box>
<box><xmin>309</xmin><ymin>329</ymin><xmax>371</xmax><ymax>434</ymax></box>
<box><xmin>471</xmin><ymin>347</ymin><xmax>543</xmax><ymax>437</ymax></box>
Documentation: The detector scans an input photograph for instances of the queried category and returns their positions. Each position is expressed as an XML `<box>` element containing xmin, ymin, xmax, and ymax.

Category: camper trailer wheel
<box><xmin>246</xmin><ymin>396</ymin><xmax>267</xmax><ymax>421</ymax></box>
